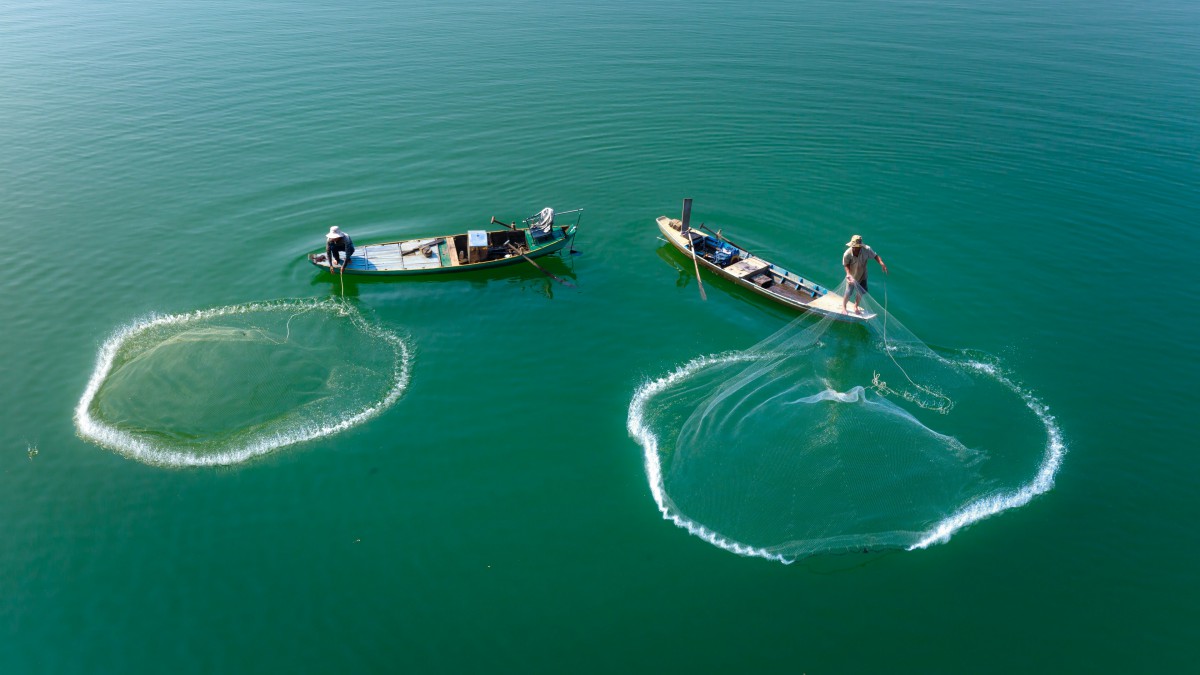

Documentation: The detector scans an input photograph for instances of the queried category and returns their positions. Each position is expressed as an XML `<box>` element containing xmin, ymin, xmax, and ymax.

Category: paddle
<box><xmin>504</xmin><ymin>242</ymin><xmax>575</xmax><ymax>287</ymax></box>
<box><xmin>686</xmin><ymin>225</ymin><xmax>707</xmax><ymax>301</ymax></box>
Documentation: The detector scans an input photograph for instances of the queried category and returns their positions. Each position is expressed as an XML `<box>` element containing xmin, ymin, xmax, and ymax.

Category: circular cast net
<box><xmin>75</xmin><ymin>299</ymin><xmax>411</xmax><ymax>467</ymax></box>
<box><xmin>628</xmin><ymin>282</ymin><xmax>1064</xmax><ymax>563</ymax></box>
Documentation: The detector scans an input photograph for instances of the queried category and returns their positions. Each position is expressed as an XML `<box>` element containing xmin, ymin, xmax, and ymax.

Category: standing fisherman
<box><xmin>325</xmin><ymin>226</ymin><xmax>355</xmax><ymax>271</ymax></box>
<box><xmin>842</xmin><ymin>234</ymin><xmax>888</xmax><ymax>314</ymax></box>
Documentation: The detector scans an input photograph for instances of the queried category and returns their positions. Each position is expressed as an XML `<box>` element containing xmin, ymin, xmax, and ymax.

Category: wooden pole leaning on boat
<box><xmin>680</xmin><ymin>198</ymin><xmax>706</xmax><ymax>301</ymax></box>
<box><xmin>490</xmin><ymin>217</ymin><xmax>517</xmax><ymax>231</ymax></box>
<box><xmin>687</xmin><ymin>229</ymin><xmax>707</xmax><ymax>301</ymax></box>
<box><xmin>504</xmin><ymin>241</ymin><xmax>575</xmax><ymax>287</ymax></box>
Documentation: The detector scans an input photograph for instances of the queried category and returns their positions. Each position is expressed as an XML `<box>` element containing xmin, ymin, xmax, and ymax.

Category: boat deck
<box><xmin>310</xmin><ymin>224</ymin><xmax>576</xmax><ymax>276</ymax></box>
<box><xmin>342</xmin><ymin>238</ymin><xmax>446</xmax><ymax>272</ymax></box>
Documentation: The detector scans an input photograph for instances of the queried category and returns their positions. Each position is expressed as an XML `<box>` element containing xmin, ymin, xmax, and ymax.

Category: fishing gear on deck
<box><xmin>400</xmin><ymin>238</ymin><xmax>445</xmax><ymax>258</ymax></box>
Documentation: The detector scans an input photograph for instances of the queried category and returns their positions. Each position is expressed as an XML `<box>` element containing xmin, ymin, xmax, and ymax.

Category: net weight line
<box><xmin>874</xmin><ymin>278</ymin><xmax>954</xmax><ymax>413</ymax></box>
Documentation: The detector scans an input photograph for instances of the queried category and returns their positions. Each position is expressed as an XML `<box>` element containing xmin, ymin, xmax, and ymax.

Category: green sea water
<box><xmin>2</xmin><ymin>0</ymin><xmax>1197</xmax><ymax>671</ymax></box>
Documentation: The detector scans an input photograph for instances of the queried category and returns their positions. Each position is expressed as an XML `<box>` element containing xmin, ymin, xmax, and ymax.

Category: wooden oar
<box><xmin>687</xmin><ymin>227</ymin><xmax>707</xmax><ymax>301</ymax></box>
<box><xmin>504</xmin><ymin>242</ymin><xmax>575</xmax><ymax>287</ymax></box>
<box><xmin>490</xmin><ymin>216</ymin><xmax>517</xmax><ymax>231</ymax></box>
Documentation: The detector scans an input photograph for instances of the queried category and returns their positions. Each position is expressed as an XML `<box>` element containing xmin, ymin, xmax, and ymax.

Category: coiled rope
<box><xmin>875</xmin><ymin>277</ymin><xmax>953</xmax><ymax>413</ymax></box>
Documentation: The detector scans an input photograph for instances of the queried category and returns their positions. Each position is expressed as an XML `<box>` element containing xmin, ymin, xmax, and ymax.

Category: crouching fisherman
<box><xmin>325</xmin><ymin>226</ymin><xmax>355</xmax><ymax>271</ymax></box>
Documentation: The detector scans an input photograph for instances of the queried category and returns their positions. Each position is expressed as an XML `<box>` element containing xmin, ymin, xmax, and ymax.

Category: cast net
<box><xmin>628</xmin><ymin>280</ymin><xmax>1064</xmax><ymax>563</ymax></box>
<box><xmin>75</xmin><ymin>299</ymin><xmax>411</xmax><ymax>467</ymax></box>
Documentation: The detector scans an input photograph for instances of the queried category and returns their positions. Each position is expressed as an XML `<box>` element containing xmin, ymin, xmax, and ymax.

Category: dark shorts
<box><xmin>848</xmin><ymin>277</ymin><xmax>868</xmax><ymax>295</ymax></box>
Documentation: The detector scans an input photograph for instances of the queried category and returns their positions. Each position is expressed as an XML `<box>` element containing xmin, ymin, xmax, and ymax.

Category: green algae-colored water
<box><xmin>2</xmin><ymin>1</ymin><xmax>1197</xmax><ymax>671</ymax></box>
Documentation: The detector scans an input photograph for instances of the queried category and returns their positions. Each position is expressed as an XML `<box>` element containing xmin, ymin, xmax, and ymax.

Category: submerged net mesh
<box><xmin>629</xmin><ymin>280</ymin><xmax>1064</xmax><ymax>563</ymax></box>
<box><xmin>75</xmin><ymin>299</ymin><xmax>411</xmax><ymax>467</ymax></box>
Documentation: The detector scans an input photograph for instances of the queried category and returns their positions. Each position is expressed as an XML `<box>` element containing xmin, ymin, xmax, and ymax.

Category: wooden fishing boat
<box><xmin>656</xmin><ymin>206</ymin><xmax>876</xmax><ymax>322</ymax></box>
<box><xmin>309</xmin><ymin>208</ymin><xmax>580</xmax><ymax>276</ymax></box>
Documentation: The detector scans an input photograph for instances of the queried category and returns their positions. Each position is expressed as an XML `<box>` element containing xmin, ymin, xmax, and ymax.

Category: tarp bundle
<box><xmin>528</xmin><ymin>207</ymin><xmax>554</xmax><ymax>237</ymax></box>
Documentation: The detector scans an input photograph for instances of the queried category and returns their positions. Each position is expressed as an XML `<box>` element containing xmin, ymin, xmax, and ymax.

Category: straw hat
<box><xmin>326</xmin><ymin>226</ymin><xmax>343</xmax><ymax>240</ymax></box>
<box><xmin>846</xmin><ymin>234</ymin><xmax>864</xmax><ymax>248</ymax></box>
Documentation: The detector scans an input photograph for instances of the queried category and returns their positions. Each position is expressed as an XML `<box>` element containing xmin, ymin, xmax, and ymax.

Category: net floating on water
<box><xmin>75</xmin><ymin>299</ymin><xmax>412</xmax><ymax>467</ymax></box>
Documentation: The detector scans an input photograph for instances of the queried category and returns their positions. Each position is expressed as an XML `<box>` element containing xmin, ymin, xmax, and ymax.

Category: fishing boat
<box><xmin>309</xmin><ymin>207</ymin><xmax>580</xmax><ymax>276</ymax></box>
<box><xmin>656</xmin><ymin>201</ymin><xmax>875</xmax><ymax>322</ymax></box>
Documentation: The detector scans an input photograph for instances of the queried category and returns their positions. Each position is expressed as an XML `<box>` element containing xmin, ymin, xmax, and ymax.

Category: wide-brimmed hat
<box><xmin>846</xmin><ymin>234</ymin><xmax>864</xmax><ymax>248</ymax></box>
<box><xmin>326</xmin><ymin>226</ymin><xmax>343</xmax><ymax>240</ymax></box>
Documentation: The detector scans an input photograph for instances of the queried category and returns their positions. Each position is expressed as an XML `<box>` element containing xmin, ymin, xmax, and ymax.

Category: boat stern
<box><xmin>308</xmin><ymin>252</ymin><xmax>334</xmax><ymax>271</ymax></box>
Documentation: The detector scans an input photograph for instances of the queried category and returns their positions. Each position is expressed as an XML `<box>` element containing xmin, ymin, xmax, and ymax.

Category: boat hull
<box><xmin>656</xmin><ymin>216</ymin><xmax>874</xmax><ymax>322</ymax></box>
<box><xmin>309</xmin><ymin>224</ymin><xmax>576</xmax><ymax>276</ymax></box>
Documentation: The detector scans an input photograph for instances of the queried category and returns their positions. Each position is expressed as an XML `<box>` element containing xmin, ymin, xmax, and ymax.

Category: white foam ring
<box><xmin>906</xmin><ymin>360</ymin><xmax>1065</xmax><ymax>550</ymax></box>
<box><xmin>74</xmin><ymin>299</ymin><xmax>412</xmax><ymax>467</ymax></box>
<box><xmin>627</xmin><ymin>353</ymin><xmax>1066</xmax><ymax>564</ymax></box>
<box><xmin>627</xmin><ymin>352</ymin><xmax>793</xmax><ymax>564</ymax></box>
